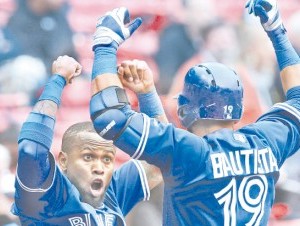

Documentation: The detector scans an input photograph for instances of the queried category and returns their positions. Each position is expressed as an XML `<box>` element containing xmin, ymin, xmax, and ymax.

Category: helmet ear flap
<box><xmin>177</xmin><ymin>104</ymin><xmax>199</xmax><ymax>129</ymax></box>
<box><xmin>177</xmin><ymin>94</ymin><xmax>198</xmax><ymax>128</ymax></box>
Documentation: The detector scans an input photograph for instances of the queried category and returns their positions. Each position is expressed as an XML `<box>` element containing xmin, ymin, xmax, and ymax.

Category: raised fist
<box><xmin>246</xmin><ymin>0</ymin><xmax>283</xmax><ymax>31</ymax></box>
<box><xmin>93</xmin><ymin>7</ymin><xmax>142</xmax><ymax>50</ymax></box>
<box><xmin>118</xmin><ymin>60</ymin><xmax>155</xmax><ymax>94</ymax></box>
<box><xmin>52</xmin><ymin>55</ymin><xmax>82</xmax><ymax>84</ymax></box>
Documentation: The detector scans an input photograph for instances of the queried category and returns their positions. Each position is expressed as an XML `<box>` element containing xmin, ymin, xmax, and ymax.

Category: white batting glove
<box><xmin>246</xmin><ymin>0</ymin><xmax>283</xmax><ymax>31</ymax></box>
<box><xmin>93</xmin><ymin>7</ymin><xmax>142</xmax><ymax>50</ymax></box>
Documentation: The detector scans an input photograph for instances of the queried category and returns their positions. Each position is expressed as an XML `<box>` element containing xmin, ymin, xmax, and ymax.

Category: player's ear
<box><xmin>58</xmin><ymin>151</ymin><xmax>68</xmax><ymax>171</ymax></box>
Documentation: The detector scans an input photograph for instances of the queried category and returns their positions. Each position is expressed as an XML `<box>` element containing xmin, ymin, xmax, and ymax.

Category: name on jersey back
<box><xmin>210</xmin><ymin>148</ymin><xmax>279</xmax><ymax>179</ymax></box>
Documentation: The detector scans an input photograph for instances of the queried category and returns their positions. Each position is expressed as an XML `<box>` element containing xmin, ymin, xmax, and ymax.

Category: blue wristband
<box><xmin>137</xmin><ymin>89</ymin><xmax>164</xmax><ymax>117</ymax></box>
<box><xmin>267</xmin><ymin>26</ymin><xmax>300</xmax><ymax>71</ymax></box>
<box><xmin>39</xmin><ymin>74</ymin><xmax>66</xmax><ymax>106</ymax></box>
<box><xmin>92</xmin><ymin>46</ymin><xmax>117</xmax><ymax>79</ymax></box>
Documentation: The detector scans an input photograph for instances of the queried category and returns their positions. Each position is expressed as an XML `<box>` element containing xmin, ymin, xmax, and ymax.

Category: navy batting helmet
<box><xmin>177</xmin><ymin>62</ymin><xmax>243</xmax><ymax>128</ymax></box>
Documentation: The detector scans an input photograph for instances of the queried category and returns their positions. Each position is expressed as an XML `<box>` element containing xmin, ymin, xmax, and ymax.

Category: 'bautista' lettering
<box><xmin>210</xmin><ymin>148</ymin><xmax>279</xmax><ymax>179</ymax></box>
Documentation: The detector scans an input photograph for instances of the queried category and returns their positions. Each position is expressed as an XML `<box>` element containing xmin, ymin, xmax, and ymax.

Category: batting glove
<box><xmin>246</xmin><ymin>0</ymin><xmax>283</xmax><ymax>31</ymax></box>
<box><xmin>93</xmin><ymin>7</ymin><xmax>142</xmax><ymax>51</ymax></box>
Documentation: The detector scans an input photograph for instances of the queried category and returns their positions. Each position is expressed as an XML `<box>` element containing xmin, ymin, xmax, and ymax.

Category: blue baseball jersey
<box><xmin>107</xmin><ymin>100</ymin><xmax>300</xmax><ymax>225</ymax></box>
<box><xmin>12</xmin><ymin>156</ymin><xmax>149</xmax><ymax>226</ymax></box>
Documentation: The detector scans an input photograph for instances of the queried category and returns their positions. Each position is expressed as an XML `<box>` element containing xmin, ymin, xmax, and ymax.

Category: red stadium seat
<box><xmin>60</xmin><ymin>78</ymin><xmax>90</xmax><ymax>107</ymax></box>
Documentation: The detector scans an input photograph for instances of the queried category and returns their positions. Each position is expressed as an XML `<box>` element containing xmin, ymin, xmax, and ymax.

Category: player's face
<box><xmin>60</xmin><ymin>132</ymin><xmax>116</xmax><ymax>208</ymax></box>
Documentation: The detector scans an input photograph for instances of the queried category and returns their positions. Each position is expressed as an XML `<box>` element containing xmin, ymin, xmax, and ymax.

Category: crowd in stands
<box><xmin>1</xmin><ymin>0</ymin><xmax>300</xmax><ymax>225</ymax></box>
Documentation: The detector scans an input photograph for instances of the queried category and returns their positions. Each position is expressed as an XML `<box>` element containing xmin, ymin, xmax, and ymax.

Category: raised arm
<box><xmin>90</xmin><ymin>8</ymin><xmax>142</xmax><ymax>95</ymax></box>
<box><xmin>89</xmin><ymin>7</ymin><xmax>204</xmax><ymax>173</ymax></box>
<box><xmin>246</xmin><ymin>0</ymin><xmax>300</xmax><ymax>93</ymax></box>
<box><xmin>17</xmin><ymin>56</ymin><xmax>82</xmax><ymax>188</ymax></box>
<box><xmin>245</xmin><ymin>0</ymin><xmax>300</xmax><ymax>161</ymax></box>
<box><xmin>89</xmin><ymin>7</ymin><xmax>144</xmax><ymax>146</ymax></box>
<box><xmin>117</xmin><ymin>59</ymin><xmax>165</xmax><ymax>189</ymax></box>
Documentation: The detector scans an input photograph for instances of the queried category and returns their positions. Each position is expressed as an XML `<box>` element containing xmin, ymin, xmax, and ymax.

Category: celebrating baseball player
<box><xmin>11</xmin><ymin>54</ymin><xmax>163</xmax><ymax>225</ymax></box>
<box><xmin>90</xmin><ymin>0</ymin><xmax>300</xmax><ymax>225</ymax></box>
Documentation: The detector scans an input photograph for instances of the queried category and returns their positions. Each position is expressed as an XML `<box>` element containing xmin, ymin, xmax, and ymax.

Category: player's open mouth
<box><xmin>91</xmin><ymin>179</ymin><xmax>103</xmax><ymax>191</ymax></box>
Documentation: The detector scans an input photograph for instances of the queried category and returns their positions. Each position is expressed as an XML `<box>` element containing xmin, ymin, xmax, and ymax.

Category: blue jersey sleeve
<box><xmin>12</xmin><ymin>153</ymin><xmax>76</xmax><ymax>221</ymax></box>
<box><xmin>108</xmin><ymin>160</ymin><xmax>150</xmax><ymax>216</ymax></box>
<box><xmin>113</xmin><ymin>114</ymin><xmax>208</xmax><ymax>184</ymax></box>
<box><xmin>245</xmin><ymin>101</ymin><xmax>300</xmax><ymax>167</ymax></box>
<box><xmin>17</xmin><ymin>113</ymin><xmax>55</xmax><ymax>188</ymax></box>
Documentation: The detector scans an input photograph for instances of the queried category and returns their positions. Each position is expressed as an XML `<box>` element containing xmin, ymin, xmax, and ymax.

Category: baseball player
<box><xmin>90</xmin><ymin>0</ymin><xmax>300</xmax><ymax>225</ymax></box>
<box><xmin>11</xmin><ymin>55</ymin><xmax>162</xmax><ymax>225</ymax></box>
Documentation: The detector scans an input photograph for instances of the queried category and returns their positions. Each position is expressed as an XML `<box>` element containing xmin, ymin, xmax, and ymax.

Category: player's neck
<box><xmin>189</xmin><ymin>120</ymin><xmax>235</xmax><ymax>136</ymax></box>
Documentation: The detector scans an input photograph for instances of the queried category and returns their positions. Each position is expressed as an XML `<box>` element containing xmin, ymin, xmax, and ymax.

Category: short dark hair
<box><xmin>61</xmin><ymin>121</ymin><xmax>113</xmax><ymax>153</ymax></box>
